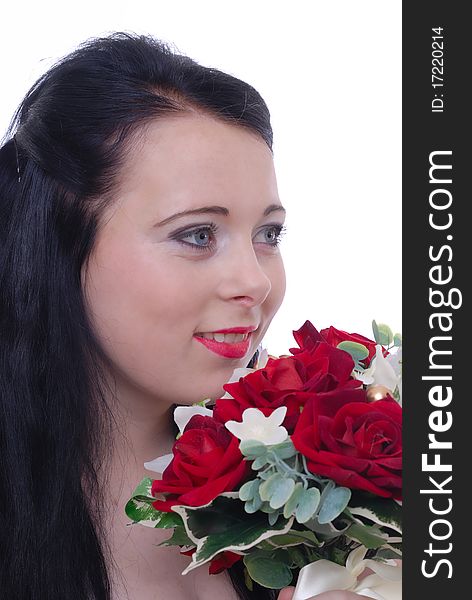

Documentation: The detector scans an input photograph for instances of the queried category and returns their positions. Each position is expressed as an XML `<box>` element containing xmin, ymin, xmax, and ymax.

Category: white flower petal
<box><xmin>266</xmin><ymin>406</ymin><xmax>287</xmax><ymax>427</ymax></box>
<box><xmin>385</xmin><ymin>346</ymin><xmax>402</xmax><ymax>376</ymax></box>
<box><xmin>225</xmin><ymin>419</ymin><xmax>246</xmax><ymax>438</ymax></box>
<box><xmin>258</xmin><ymin>347</ymin><xmax>269</xmax><ymax>368</ymax></box>
<box><xmin>225</xmin><ymin>407</ymin><xmax>288</xmax><ymax>445</ymax></box>
<box><xmin>264</xmin><ymin>426</ymin><xmax>288</xmax><ymax>445</ymax></box>
<box><xmin>144</xmin><ymin>453</ymin><xmax>173</xmax><ymax>474</ymax></box>
<box><xmin>243</xmin><ymin>407</ymin><xmax>266</xmax><ymax>424</ymax></box>
<box><xmin>372</xmin><ymin>345</ymin><xmax>399</xmax><ymax>392</ymax></box>
<box><xmin>174</xmin><ymin>405</ymin><xmax>213</xmax><ymax>434</ymax></box>
<box><xmin>356</xmin><ymin>371</ymin><xmax>375</xmax><ymax>385</ymax></box>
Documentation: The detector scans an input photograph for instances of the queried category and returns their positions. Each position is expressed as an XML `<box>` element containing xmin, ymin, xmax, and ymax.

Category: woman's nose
<box><xmin>218</xmin><ymin>240</ymin><xmax>272</xmax><ymax>308</ymax></box>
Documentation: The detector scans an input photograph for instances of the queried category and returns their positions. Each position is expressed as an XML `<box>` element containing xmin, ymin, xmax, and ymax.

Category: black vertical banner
<box><xmin>403</xmin><ymin>2</ymin><xmax>468</xmax><ymax>598</ymax></box>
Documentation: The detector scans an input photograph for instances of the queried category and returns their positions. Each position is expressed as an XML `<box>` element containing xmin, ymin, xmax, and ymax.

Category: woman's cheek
<box><xmin>268</xmin><ymin>256</ymin><xmax>287</xmax><ymax>312</ymax></box>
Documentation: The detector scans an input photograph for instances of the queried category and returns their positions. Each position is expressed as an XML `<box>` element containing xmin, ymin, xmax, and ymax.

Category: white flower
<box><xmin>225</xmin><ymin>406</ymin><xmax>288</xmax><ymax>446</ymax></box>
<box><xmin>354</xmin><ymin>345</ymin><xmax>402</xmax><ymax>404</ymax></box>
<box><xmin>292</xmin><ymin>545</ymin><xmax>402</xmax><ymax>600</ymax></box>
<box><xmin>256</xmin><ymin>347</ymin><xmax>269</xmax><ymax>369</ymax></box>
<box><xmin>144</xmin><ymin>453</ymin><xmax>173</xmax><ymax>474</ymax></box>
<box><xmin>174</xmin><ymin>403</ymin><xmax>213</xmax><ymax>435</ymax></box>
<box><xmin>143</xmin><ymin>401</ymin><xmax>213</xmax><ymax>474</ymax></box>
<box><xmin>371</xmin><ymin>345</ymin><xmax>399</xmax><ymax>392</ymax></box>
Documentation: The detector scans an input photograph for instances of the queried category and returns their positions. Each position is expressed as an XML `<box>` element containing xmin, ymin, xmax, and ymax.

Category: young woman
<box><xmin>0</xmin><ymin>32</ymin><xmax>369</xmax><ymax>599</ymax></box>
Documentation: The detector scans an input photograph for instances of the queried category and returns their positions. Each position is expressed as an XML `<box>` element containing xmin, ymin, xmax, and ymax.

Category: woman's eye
<box><xmin>257</xmin><ymin>224</ymin><xmax>287</xmax><ymax>246</ymax></box>
<box><xmin>186</xmin><ymin>229</ymin><xmax>213</xmax><ymax>246</ymax></box>
<box><xmin>173</xmin><ymin>222</ymin><xmax>287</xmax><ymax>253</ymax></box>
<box><xmin>175</xmin><ymin>224</ymin><xmax>219</xmax><ymax>252</ymax></box>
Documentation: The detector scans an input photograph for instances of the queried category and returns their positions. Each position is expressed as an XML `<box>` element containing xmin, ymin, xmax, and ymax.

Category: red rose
<box><xmin>151</xmin><ymin>415</ymin><xmax>248</xmax><ymax>511</ymax></box>
<box><xmin>181</xmin><ymin>549</ymin><xmax>242</xmax><ymax>575</ymax></box>
<box><xmin>214</xmin><ymin>342</ymin><xmax>360</xmax><ymax>432</ymax></box>
<box><xmin>320</xmin><ymin>325</ymin><xmax>381</xmax><ymax>367</ymax></box>
<box><xmin>292</xmin><ymin>388</ymin><xmax>402</xmax><ymax>499</ymax></box>
<box><xmin>208</xmin><ymin>551</ymin><xmax>243</xmax><ymax>574</ymax></box>
<box><xmin>289</xmin><ymin>320</ymin><xmax>326</xmax><ymax>355</ymax></box>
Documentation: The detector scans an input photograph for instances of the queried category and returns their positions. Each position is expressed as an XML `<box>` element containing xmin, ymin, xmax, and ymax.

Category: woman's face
<box><xmin>82</xmin><ymin>113</ymin><xmax>286</xmax><ymax>408</ymax></box>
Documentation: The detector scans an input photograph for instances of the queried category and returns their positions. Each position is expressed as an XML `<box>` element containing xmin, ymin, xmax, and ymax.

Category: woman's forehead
<box><xmin>112</xmin><ymin>114</ymin><xmax>279</xmax><ymax>221</ymax></box>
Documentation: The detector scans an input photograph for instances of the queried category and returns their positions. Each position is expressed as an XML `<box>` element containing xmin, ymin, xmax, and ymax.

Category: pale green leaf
<box><xmin>269</xmin><ymin>478</ymin><xmax>296</xmax><ymax>509</ymax></box>
<box><xmin>240</xmin><ymin>439</ymin><xmax>269</xmax><ymax>457</ymax></box>
<box><xmin>295</xmin><ymin>487</ymin><xmax>321</xmax><ymax>523</ymax></box>
<box><xmin>271</xmin><ymin>439</ymin><xmax>297</xmax><ymax>460</ymax></box>
<box><xmin>283</xmin><ymin>482</ymin><xmax>304</xmax><ymax>519</ymax></box>
<box><xmin>317</xmin><ymin>486</ymin><xmax>351</xmax><ymax>524</ymax></box>
<box><xmin>252</xmin><ymin>455</ymin><xmax>270</xmax><ymax>470</ymax></box>
<box><xmin>337</xmin><ymin>341</ymin><xmax>369</xmax><ymax>361</ymax></box>
<box><xmin>377</xmin><ymin>323</ymin><xmax>393</xmax><ymax>346</ymax></box>
<box><xmin>239</xmin><ymin>479</ymin><xmax>260</xmax><ymax>502</ymax></box>
<box><xmin>259</xmin><ymin>473</ymin><xmax>283</xmax><ymax>502</ymax></box>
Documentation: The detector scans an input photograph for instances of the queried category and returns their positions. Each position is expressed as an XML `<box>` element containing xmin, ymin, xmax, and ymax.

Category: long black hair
<box><xmin>0</xmin><ymin>32</ymin><xmax>276</xmax><ymax>599</ymax></box>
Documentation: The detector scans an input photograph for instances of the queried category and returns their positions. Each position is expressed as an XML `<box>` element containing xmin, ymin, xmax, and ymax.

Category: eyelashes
<box><xmin>171</xmin><ymin>222</ymin><xmax>288</xmax><ymax>253</ymax></box>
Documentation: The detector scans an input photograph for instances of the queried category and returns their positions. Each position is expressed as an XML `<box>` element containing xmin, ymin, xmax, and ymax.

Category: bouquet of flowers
<box><xmin>126</xmin><ymin>321</ymin><xmax>403</xmax><ymax>599</ymax></box>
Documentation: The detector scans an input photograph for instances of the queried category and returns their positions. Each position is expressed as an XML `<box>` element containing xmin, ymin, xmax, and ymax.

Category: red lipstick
<box><xmin>193</xmin><ymin>331</ymin><xmax>253</xmax><ymax>358</ymax></box>
<box><xmin>211</xmin><ymin>326</ymin><xmax>257</xmax><ymax>334</ymax></box>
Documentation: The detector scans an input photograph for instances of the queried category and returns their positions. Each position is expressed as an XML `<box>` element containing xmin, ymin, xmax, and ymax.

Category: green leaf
<box><xmin>259</xmin><ymin>500</ymin><xmax>277</xmax><ymax>514</ymax></box>
<box><xmin>124</xmin><ymin>498</ymin><xmax>184</xmax><ymax>527</ymax></box>
<box><xmin>245</xmin><ymin>488</ymin><xmax>263</xmax><ymax>513</ymax></box>
<box><xmin>158</xmin><ymin>526</ymin><xmax>194</xmax><ymax>547</ymax></box>
<box><xmin>372</xmin><ymin>320</ymin><xmax>380</xmax><ymax>343</ymax></box>
<box><xmin>267</xmin><ymin>529</ymin><xmax>321</xmax><ymax>548</ymax></box>
<box><xmin>345</xmin><ymin>522</ymin><xmax>388</xmax><ymax>549</ymax></box>
<box><xmin>271</xmin><ymin>439</ymin><xmax>297</xmax><ymax>460</ymax></box>
<box><xmin>304</xmin><ymin>516</ymin><xmax>351</xmax><ymax>539</ymax></box>
<box><xmin>283</xmin><ymin>482</ymin><xmax>304</xmax><ymax>519</ymax></box>
<box><xmin>239</xmin><ymin>479</ymin><xmax>260</xmax><ymax>502</ymax></box>
<box><xmin>259</xmin><ymin>473</ymin><xmax>284</xmax><ymax>502</ymax></box>
<box><xmin>269</xmin><ymin>478</ymin><xmax>296</xmax><ymax>510</ymax></box>
<box><xmin>394</xmin><ymin>333</ymin><xmax>402</xmax><ymax>347</ymax></box>
<box><xmin>348</xmin><ymin>495</ymin><xmax>402</xmax><ymax>534</ymax></box>
<box><xmin>268</xmin><ymin>511</ymin><xmax>280</xmax><ymax>526</ymax></box>
<box><xmin>171</xmin><ymin>496</ymin><xmax>294</xmax><ymax>573</ymax></box>
<box><xmin>129</xmin><ymin>477</ymin><xmax>155</xmax><ymax>501</ymax></box>
<box><xmin>317</xmin><ymin>486</ymin><xmax>351</xmax><ymax>524</ymax></box>
<box><xmin>244</xmin><ymin>567</ymin><xmax>254</xmax><ymax>591</ymax></box>
<box><xmin>295</xmin><ymin>487</ymin><xmax>321</xmax><ymax>523</ymax></box>
<box><xmin>259</xmin><ymin>469</ymin><xmax>276</xmax><ymax>480</ymax></box>
<box><xmin>252</xmin><ymin>455</ymin><xmax>270</xmax><ymax>470</ymax></box>
<box><xmin>337</xmin><ymin>341</ymin><xmax>369</xmax><ymax>362</ymax></box>
<box><xmin>125</xmin><ymin>477</ymin><xmax>161</xmax><ymax>523</ymax></box>
<box><xmin>377</xmin><ymin>323</ymin><xmax>393</xmax><ymax>346</ymax></box>
<box><xmin>125</xmin><ymin>497</ymin><xmax>158</xmax><ymax>523</ymax></box>
<box><xmin>243</xmin><ymin>553</ymin><xmax>293</xmax><ymax>589</ymax></box>
<box><xmin>375</xmin><ymin>545</ymin><xmax>403</xmax><ymax>560</ymax></box>
<box><xmin>240</xmin><ymin>440</ymin><xmax>269</xmax><ymax>457</ymax></box>
<box><xmin>283</xmin><ymin>546</ymin><xmax>310</xmax><ymax>569</ymax></box>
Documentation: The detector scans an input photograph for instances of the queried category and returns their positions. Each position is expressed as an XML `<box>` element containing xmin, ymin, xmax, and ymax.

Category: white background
<box><xmin>1</xmin><ymin>1</ymin><xmax>401</xmax><ymax>355</ymax></box>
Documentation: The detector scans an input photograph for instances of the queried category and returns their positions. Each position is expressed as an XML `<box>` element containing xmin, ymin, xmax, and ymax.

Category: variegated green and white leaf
<box><xmin>170</xmin><ymin>496</ymin><xmax>294</xmax><ymax>574</ymax></box>
<box><xmin>348</xmin><ymin>496</ymin><xmax>402</xmax><ymax>534</ymax></box>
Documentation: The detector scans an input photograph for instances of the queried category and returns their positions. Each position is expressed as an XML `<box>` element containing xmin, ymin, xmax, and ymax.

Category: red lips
<box><xmin>193</xmin><ymin>333</ymin><xmax>252</xmax><ymax>359</ymax></box>
<box><xmin>208</xmin><ymin>326</ymin><xmax>257</xmax><ymax>334</ymax></box>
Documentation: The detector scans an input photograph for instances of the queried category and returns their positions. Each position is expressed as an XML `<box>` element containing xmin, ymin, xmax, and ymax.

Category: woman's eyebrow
<box><xmin>155</xmin><ymin>203</ymin><xmax>286</xmax><ymax>227</ymax></box>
